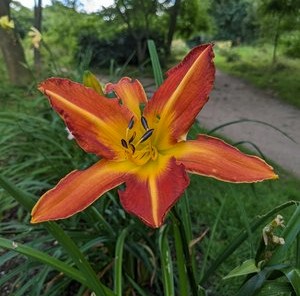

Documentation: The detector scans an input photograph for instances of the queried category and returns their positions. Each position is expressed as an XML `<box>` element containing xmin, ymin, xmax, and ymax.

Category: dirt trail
<box><xmin>197</xmin><ymin>70</ymin><xmax>300</xmax><ymax>178</ymax></box>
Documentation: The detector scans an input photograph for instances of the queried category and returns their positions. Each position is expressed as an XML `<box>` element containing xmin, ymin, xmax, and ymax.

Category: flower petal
<box><xmin>144</xmin><ymin>44</ymin><xmax>215</xmax><ymax>147</ymax></box>
<box><xmin>119</xmin><ymin>156</ymin><xmax>189</xmax><ymax>228</ymax></box>
<box><xmin>31</xmin><ymin>160</ymin><xmax>131</xmax><ymax>223</ymax></box>
<box><xmin>105</xmin><ymin>77</ymin><xmax>148</xmax><ymax>118</ymax></box>
<box><xmin>171</xmin><ymin>135</ymin><xmax>278</xmax><ymax>182</ymax></box>
<box><xmin>39</xmin><ymin>78</ymin><xmax>131</xmax><ymax>159</ymax></box>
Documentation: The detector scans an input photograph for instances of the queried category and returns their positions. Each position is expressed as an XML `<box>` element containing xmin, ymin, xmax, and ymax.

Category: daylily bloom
<box><xmin>31</xmin><ymin>44</ymin><xmax>278</xmax><ymax>228</ymax></box>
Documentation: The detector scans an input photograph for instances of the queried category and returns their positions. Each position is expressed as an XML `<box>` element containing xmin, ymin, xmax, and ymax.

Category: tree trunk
<box><xmin>136</xmin><ymin>38</ymin><xmax>144</xmax><ymax>65</ymax></box>
<box><xmin>272</xmin><ymin>14</ymin><xmax>282</xmax><ymax>65</ymax></box>
<box><xmin>165</xmin><ymin>0</ymin><xmax>181</xmax><ymax>56</ymax></box>
<box><xmin>0</xmin><ymin>0</ymin><xmax>32</xmax><ymax>86</ymax></box>
<box><xmin>34</xmin><ymin>0</ymin><xmax>42</xmax><ymax>75</ymax></box>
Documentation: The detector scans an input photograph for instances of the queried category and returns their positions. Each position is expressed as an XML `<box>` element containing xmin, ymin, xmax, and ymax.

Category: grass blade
<box><xmin>147</xmin><ymin>40</ymin><xmax>164</xmax><ymax>87</ymax></box>
<box><xmin>173</xmin><ymin>222</ymin><xmax>189</xmax><ymax>296</ymax></box>
<box><xmin>282</xmin><ymin>267</ymin><xmax>300</xmax><ymax>295</ymax></box>
<box><xmin>158</xmin><ymin>225</ymin><xmax>174</xmax><ymax>296</ymax></box>
<box><xmin>114</xmin><ymin>227</ymin><xmax>129</xmax><ymax>296</ymax></box>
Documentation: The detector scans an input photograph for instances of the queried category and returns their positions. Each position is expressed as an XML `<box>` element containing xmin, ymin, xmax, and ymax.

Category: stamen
<box><xmin>126</xmin><ymin>117</ymin><xmax>134</xmax><ymax>141</ymax></box>
<box><xmin>128</xmin><ymin>117</ymin><xmax>134</xmax><ymax>129</ymax></box>
<box><xmin>129</xmin><ymin>144</ymin><xmax>135</xmax><ymax>154</ymax></box>
<box><xmin>129</xmin><ymin>131</ymin><xmax>136</xmax><ymax>143</ymax></box>
<box><xmin>138</xmin><ymin>129</ymin><xmax>154</xmax><ymax>144</ymax></box>
<box><xmin>121</xmin><ymin>139</ymin><xmax>128</xmax><ymax>148</ymax></box>
<box><xmin>141</xmin><ymin>116</ymin><xmax>149</xmax><ymax>130</ymax></box>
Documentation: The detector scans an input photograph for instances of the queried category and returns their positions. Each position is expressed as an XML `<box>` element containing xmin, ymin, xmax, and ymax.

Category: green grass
<box><xmin>214</xmin><ymin>44</ymin><xmax>300</xmax><ymax>108</ymax></box>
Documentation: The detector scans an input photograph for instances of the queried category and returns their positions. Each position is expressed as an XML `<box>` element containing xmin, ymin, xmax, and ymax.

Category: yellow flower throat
<box><xmin>121</xmin><ymin>116</ymin><xmax>158</xmax><ymax>165</ymax></box>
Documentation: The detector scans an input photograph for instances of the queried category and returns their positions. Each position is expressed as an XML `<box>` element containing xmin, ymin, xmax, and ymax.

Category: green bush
<box><xmin>76</xmin><ymin>30</ymin><xmax>165</xmax><ymax>67</ymax></box>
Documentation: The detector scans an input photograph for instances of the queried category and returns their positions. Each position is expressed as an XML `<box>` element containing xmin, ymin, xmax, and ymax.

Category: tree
<box><xmin>0</xmin><ymin>0</ymin><xmax>32</xmax><ymax>86</ymax></box>
<box><xmin>176</xmin><ymin>0</ymin><xmax>211</xmax><ymax>39</ymax></box>
<box><xmin>210</xmin><ymin>0</ymin><xmax>258</xmax><ymax>44</ymax></box>
<box><xmin>259</xmin><ymin>0</ymin><xmax>300</xmax><ymax>64</ymax></box>
<box><xmin>101</xmin><ymin>0</ymin><xmax>212</xmax><ymax>63</ymax></box>
<box><xmin>34</xmin><ymin>0</ymin><xmax>42</xmax><ymax>74</ymax></box>
<box><xmin>165</xmin><ymin>0</ymin><xmax>181</xmax><ymax>55</ymax></box>
<box><xmin>102</xmin><ymin>0</ymin><xmax>160</xmax><ymax>65</ymax></box>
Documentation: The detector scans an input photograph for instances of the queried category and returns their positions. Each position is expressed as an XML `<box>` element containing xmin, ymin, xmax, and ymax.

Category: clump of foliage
<box><xmin>76</xmin><ymin>30</ymin><xmax>165</xmax><ymax>68</ymax></box>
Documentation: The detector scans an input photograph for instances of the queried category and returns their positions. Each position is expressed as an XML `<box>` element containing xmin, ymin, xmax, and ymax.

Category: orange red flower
<box><xmin>31</xmin><ymin>44</ymin><xmax>278</xmax><ymax>228</ymax></box>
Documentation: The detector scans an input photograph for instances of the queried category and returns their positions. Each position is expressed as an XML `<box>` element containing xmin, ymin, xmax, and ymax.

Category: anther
<box><xmin>129</xmin><ymin>131</ymin><xmax>136</xmax><ymax>143</ymax></box>
<box><xmin>139</xmin><ymin>129</ymin><xmax>154</xmax><ymax>143</ymax></box>
<box><xmin>129</xmin><ymin>144</ymin><xmax>135</xmax><ymax>154</ymax></box>
<box><xmin>121</xmin><ymin>139</ymin><xmax>128</xmax><ymax>148</ymax></box>
<box><xmin>128</xmin><ymin>117</ymin><xmax>134</xmax><ymax>129</ymax></box>
<box><xmin>141</xmin><ymin>116</ymin><xmax>149</xmax><ymax>130</ymax></box>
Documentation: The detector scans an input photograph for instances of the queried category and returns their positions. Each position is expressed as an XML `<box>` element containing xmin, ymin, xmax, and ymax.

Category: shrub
<box><xmin>76</xmin><ymin>30</ymin><xmax>165</xmax><ymax>68</ymax></box>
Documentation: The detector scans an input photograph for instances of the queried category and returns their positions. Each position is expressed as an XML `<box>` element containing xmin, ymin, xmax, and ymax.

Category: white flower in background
<box><xmin>28</xmin><ymin>26</ymin><xmax>42</xmax><ymax>49</ymax></box>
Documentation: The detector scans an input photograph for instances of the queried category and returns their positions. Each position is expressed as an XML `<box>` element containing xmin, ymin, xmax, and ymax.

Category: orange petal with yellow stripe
<box><xmin>105</xmin><ymin>77</ymin><xmax>148</xmax><ymax>118</ymax></box>
<box><xmin>39</xmin><ymin>78</ymin><xmax>131</xmax><ymax>159</ymax></box>
<box><xmin>171</xmin><ymin>135</ymin><xmax>278</xmax><ymax>182</ymax></box>
<box><xmin>31</xmin><ymin>160</ymin><xmax>129</xmax><ymax>223</ymax></box>
<box><xmin>119</xmin><ymin>156</ymin><xmax>189</xmax><ymax>228</ymax></box>
<box><xmin>144</xmin><ymin>44</ymin><xmax>215</xmax><ymax>147</ymax></box>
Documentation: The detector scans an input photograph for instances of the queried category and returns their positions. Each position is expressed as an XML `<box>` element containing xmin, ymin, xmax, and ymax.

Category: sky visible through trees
<box><xmin>21</xmin><ymin>0</ymin><xmax>114</xmax><ymax>12</ymax></box>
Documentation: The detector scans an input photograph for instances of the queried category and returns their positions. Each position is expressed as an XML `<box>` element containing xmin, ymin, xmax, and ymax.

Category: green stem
<box><xmin>171</xmin><ymin>209</ymin><xmax>198</xmax><ymax>296</ymax></box>
<box><xmin>297</xmin><ymin>233</ymin><xmax>300</xmax><ymax>269</ymax></box>
<box><xmin>173</xmin><ymin>222</ymin><xmax>189</xmax><ymax>296</ymax></box>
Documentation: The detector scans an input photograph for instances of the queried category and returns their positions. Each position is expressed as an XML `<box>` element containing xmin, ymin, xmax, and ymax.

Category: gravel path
<box><xmin>198</xmin><ymin>70</ymin><xmax>300</xmax><ymax>178</ymax></box>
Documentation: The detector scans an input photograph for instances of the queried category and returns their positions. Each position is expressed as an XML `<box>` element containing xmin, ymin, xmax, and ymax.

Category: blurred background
<box><xmin>1</xmin><ymin>1</ymin><xmax>300</xmax><ymax>295</ymax></box>
<box><xmin>1</xmin><ymin>0</ymin><xmax>299</xmax><ymax>95</ymax></box>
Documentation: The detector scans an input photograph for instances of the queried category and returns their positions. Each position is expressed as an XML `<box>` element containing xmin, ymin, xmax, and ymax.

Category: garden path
<box><xmin>140</xmin><ymin>70</ymin><xmax>300</xmax><ymax>178</ymax></box>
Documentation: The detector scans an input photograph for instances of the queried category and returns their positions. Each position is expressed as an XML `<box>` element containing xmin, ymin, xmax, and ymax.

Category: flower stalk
<box><xmin>171</xmin><ymin>208</ymin><xmax>199</xmax><ymax>296</ymax></box>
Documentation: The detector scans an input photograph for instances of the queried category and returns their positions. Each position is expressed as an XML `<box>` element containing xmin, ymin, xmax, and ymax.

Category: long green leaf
<box><xmin>237</xmin><ymin>264</ymin><xmax>287</xmax><ymax>296</ymax></box>
<box><xmin>223</xmin><ymin>259</ymin><xmax>260</xmax><ymax>280</ymax></box>
<box><xmin>147</xmin><ymin>40</ymin><xmax>164</xmax><ymax>87</ymax></box>
<box><xmin>173</xmin><ymin>222</ymin><xmax>189</xmax><ymax>296</ymax></box>
<box><xmin>0</xmin><ymin>237</ymin><xmax>86</xmax><ymax>285</ymax></box>
<box><xmin>158</xmin><ymin>225</ymin><xmax>174</xmax><ymax>296</ymax></box>
<box><xmin>125</xmin><ymin>275</ymin><xmax>150</xmax><ymax>296</ymax></box>
<box><xmin>282</xmin><ymin>267</ymin><xmax>300</xmax><ymax>295</ymax></box>
<box><xmin>257</xmin><ymin>281</ymin><xmax>292</xmax><ymax>296</ymax></box>
<box><xmin>297</xmin><ymin>234</ymin><xmax>300</xmax><ymax>269</ymax></box>
<box><xmin>0</xmin><ymin>174</ymin><xmax>34</xmax><ymax>210</ymax></box>
<box><xmin>114</xmin><ymin>227</ymin><xmax>129</xmax><ymax>296</ymax></box>
<box><xmin>178</xmin><ymin>192</ymin><xmax>196</xmax><ymax>274</ymax></box>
